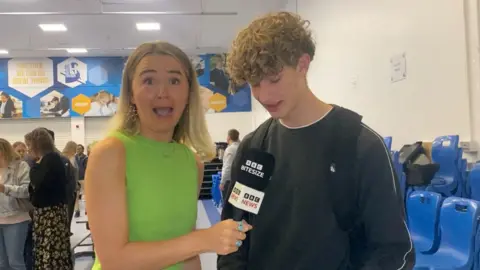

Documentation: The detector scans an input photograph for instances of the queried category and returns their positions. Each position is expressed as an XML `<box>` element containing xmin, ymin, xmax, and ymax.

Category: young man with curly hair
<box><xmin>217</xmin><ymin>12</ymin><xmax>414</xmax><ymax>270</ymax></box>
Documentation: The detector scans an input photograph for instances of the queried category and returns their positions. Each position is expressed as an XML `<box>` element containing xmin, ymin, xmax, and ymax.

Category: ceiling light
<box><xmin>136</xmin><ymin>22</ymin><xmax>161</xmax><ymax>31</ymax></box>
<box><xmin>39</xmin><ymin>24</ymin><xmax>67</xmax><ymax>32</ymax></box>
<box><xmin>66</xmin><ymin>48</ymin><xmax>88</xmax><ymax>53</ymax></box>
<box><xmin>0</xmin><ymin>50</ymin><xmax>8</xmax><ymax>54</ymax></box>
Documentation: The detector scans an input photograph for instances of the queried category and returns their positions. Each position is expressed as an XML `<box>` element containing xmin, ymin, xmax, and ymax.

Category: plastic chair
<box><xmin>459</xmin><ymin>158</ymin><xmax>469</xmax><ymax>198</ymax></box>
<box><xmin>455</xmin><ymin>149</ymin><xmax>466</xmax><ymax>197</ymax></box>
<box><xmin>468</xmin><ymin>164</ymin><xmax>480</xmax><ymax>201</ymax></box>
<box><xmin>415</xmin><ymin>197</ymin><xmax>480</xmax><ymax>269</ymax></box>
<box><xmin>384</xmin><ymin>136</ymin><xmax>393</xmax><ymax>151</ymax></box>
<box><xmin>390</xmin><ymin>151</ymin><xmax>406</xmax><ymax>196</ymax></box>
<box><xmin>407</xmin><ymin>191</ymin><xmax>442</xmax><ymax>253</ymax></box>
<box><xmin>211</xmin><ymin>174</ymin><xmax>222</xmax><ymax>207</ymax></box>
<box><xmin>428</xmin><ymin>135</ymin><xmax>461</xmax><ymax>197</ymax></box>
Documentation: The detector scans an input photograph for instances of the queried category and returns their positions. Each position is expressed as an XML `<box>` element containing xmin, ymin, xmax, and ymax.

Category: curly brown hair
<box><xmin>24</xmin><ymin>128</ymin><xmax>56</xmax><ymax>156</ymax></box>
<box><xmin>226</xmin><ymin>12</ymin><xmax>316</xmax><ymax>86</ymax></box>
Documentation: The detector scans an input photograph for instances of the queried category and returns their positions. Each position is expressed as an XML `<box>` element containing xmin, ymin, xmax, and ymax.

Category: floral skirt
<box><xmin>33</xmin><ymin>204</ymin><xmax>73</xmax><ymax>270</ymax></box>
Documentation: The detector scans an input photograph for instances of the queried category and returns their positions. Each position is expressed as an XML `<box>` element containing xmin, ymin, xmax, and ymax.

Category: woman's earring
<box><xmin>127</xmin><ymin>104</ymin><xmax>138</xmax><ymax>122</ymax></box>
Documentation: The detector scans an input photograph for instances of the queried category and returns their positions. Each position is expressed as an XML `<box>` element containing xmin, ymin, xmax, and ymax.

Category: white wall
<box><xmin>0</xmin><ymin>111</ymin><xmax>257</xmax><ymax>149</ymax></box>
<box><xmin>296</xmin><ymin>0</ymin><xmax>477</xmax><ymax>153</ymax></box>
<box><xmin>0</xmin><ymin>118</ymin><xmax>72</xmax><ymax>150</ymax></box>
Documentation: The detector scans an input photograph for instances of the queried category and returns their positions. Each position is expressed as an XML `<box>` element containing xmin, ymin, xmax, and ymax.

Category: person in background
<box><xmin>63</xmin><ymin>141</ymin><xmax>78</xmax><ymax>168</ymax></box>
<box><xmin>61</xmin><ymin>141</ymin><xmax>79</xmax><ymax>220</ymax></box>
<box><xmin>218</xmin><ymin>12</ymin><xmax>413</xmax><ymax>270</ymax></box>
<box><xmin>85</xmin><ymin>41</ymin><xmax>251</xmax><ymax>270</ymax></box>
<box><xmin>25</xmin><ymin>129</ymin><xmax>73</xmax><ymax>269</ymax></box>
<box><xmin>62</xmin><ymin>141</ymin><xmax>80</xmax><ymax>226</ymax></box>
<box><xmin>21</xmin><ymin>137</ymin><xmax>36</xmax><ymax>270</ymax></box>
<box><xmin>12</xmin><ymin>142</ymin><xmax>27</xmax><ymax>160</ymax></box>
<box><xmin>75</xmin><ymin>144</ymin><xmax>88</xmax><ymax>216</ymax></box>
<box><xmin>0</xmin><ymin>93</ymin><xmax>16</xmax><ymax>119</ymax></box>
<box><xmin>75</xmin><ymin>144</ymin><xmax>88</xmax><ymax>181</ymax></box>
<box><xmin>219</xmin><ymin>129</ymin><xmax>240</xmax><ymax>200</ymax></box>
<box><xmin>0</xmin><ymin>138</ymin><xmax>32</xmax><ymax>270</ymax></box>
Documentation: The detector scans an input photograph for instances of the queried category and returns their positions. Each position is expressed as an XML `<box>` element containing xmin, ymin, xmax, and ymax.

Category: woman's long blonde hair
<box><xmin>0</xmin><ymin>138</ymin><xmax>20</xmax><ymax>164</ymax></box>
<box><xmin>109</xmin><ymin>41</ymin><xmax>215</xmax><ymax>160</ymax></box>
<box><xmin>62</xmin><ymin>141</ymin><xmax>77</xmax><ymax>158</ymax></box>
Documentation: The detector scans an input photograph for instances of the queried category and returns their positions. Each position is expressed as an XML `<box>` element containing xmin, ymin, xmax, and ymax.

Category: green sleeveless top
<box><xmin>92</xmin><ymin>132</ymin><xmax>198</xmax><ymax>270</ymax></box>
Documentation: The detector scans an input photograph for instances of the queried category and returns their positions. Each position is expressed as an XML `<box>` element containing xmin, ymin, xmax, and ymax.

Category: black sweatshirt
<box><xmin>217</xmin><ymin>108</ymin><xmax>414</xmax><ymax>270</ymax></box>
<box><xmin>29</xmin><ymin>152</ymin><xmax>69</xmax><ymax>208</ymax></box>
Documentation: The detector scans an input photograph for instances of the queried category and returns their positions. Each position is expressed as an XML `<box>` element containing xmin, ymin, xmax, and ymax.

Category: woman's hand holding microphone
<box><xmin>200</xmin><ymin>219</ymin><xmax>253</xmax><ymax>255</ymax></box>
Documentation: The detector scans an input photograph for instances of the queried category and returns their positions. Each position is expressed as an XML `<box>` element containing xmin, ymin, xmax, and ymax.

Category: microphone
<box><xmin>228</xmin><ymin>148</ymin><xmax>275</xmax><ymax>221</ymax></box>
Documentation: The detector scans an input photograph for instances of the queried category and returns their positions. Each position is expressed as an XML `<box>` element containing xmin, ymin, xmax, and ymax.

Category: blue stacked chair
<box><xmin>392</xmin><ymin>151</ymin><xmax>407</xmax><ymax>198</ymax></box>
<box><xmin>459</xmin><ymin>156</ymin><xmax>469</xmax><ymax>198</ymax></box>
<box><xmin>211</xmin><ymin>173</ymin><xmax>222</xmax><ymax>207</ymax></box>
<box><xmin>407</xmin><ymin>191</ymin><xmax>443</xmax><ymax>254</ymax></box>
<box><xmin>415</xmin><ymin>197</ymin><xmax>480</xmax><ymax>269</ymax></box>
<box><xmin>427</xmin><ymin>135</ymin><xmax>462</xmax><ymax>197</ymax></box>
<box><xmin>384</xmin><ymin>136</ymin><xmax>393</xmax><ymax>151</ymax></box>
<box><xmin>469</xmin><ymin>164</ymin><xmax>480</xmax><ymax>202</ymax></box>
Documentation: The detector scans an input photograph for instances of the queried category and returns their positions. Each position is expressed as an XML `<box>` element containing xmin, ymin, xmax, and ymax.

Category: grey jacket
<box><xmin>0</xmin><ymin>160</ymin><xmax>32</xmax><ymax>217</ymax></box>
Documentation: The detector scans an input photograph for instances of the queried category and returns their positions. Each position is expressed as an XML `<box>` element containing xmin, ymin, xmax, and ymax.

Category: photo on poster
<box><xmin>0</xmin><ymin>91</ymin><xmax>23</xmax><ymax>119</ymax></box>
<box><xmin>40</xmin><ymin>90</ymin><xmax>70</xmax><ymax>117</ymax></box>
<box><xmin>209</xmin><ymin>54</ymin><xmax>229</xmax><ymax>94</ymax></box>
<box><xmin>57</xmin><ymin>57</ymin><xmax>88</xmax><ymax>88</ymax></box>
<box><xmin>199</xmin><ymin>86</ymin><xmax>215</xmax><ymax>114</ymax></box>
<box><xmin>190</xmin><ymin>56</ymin><xmax>205</xmax><ymax>77</ymax></box>
<box><xmin>84</xmin><ymin>90</ymin><xmax>118</xmax><ymax>117</ymax></box>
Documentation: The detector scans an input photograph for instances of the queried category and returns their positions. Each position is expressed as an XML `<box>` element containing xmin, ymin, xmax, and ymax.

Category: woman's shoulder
<box><xmin>90</xmin><ymin>137</ymin><xmax>125</xmax><ymax>163</ymax></box>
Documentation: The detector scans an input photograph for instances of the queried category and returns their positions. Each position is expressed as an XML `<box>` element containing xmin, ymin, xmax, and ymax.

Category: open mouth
<box><xmin>153</xmin><ymin>107</ymin><xmax>173</xmax><ymax>117</ymax></box>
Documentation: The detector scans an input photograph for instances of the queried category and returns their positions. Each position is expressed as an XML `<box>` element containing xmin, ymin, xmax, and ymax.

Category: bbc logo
<box><xmin>245</xmin><ymin>160</ymin><xmax>263</xmax><ymax>171</ymax></box>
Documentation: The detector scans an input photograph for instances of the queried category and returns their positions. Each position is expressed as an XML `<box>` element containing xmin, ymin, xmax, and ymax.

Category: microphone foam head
<box><xmin>236</xmin><ymin>148</ymin><xmax>275</xmax><ymax>191</ymax></box>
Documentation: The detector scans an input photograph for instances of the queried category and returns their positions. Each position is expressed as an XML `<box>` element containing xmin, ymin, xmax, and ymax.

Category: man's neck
<box><xmin>280</xmin><ymin>90</ymin><xmax>332</xmax><ymax>128</ymax></box>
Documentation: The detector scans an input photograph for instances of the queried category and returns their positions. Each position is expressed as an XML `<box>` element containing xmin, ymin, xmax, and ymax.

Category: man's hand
<box><xmin>0</xmin><ymin>184</ymin><xmax>5</xmax><ymax>193</ymax></box>
<box><xmin>220</xmin><ymin>183</ymin><xmax>224</xmax><ymax>191</ymax></box>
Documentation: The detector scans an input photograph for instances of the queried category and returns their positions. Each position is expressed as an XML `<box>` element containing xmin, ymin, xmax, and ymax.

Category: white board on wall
<box><xmin>0</xmin><ymin>118</ymin><xmax>71</xmax><ymax>150</ymax></box>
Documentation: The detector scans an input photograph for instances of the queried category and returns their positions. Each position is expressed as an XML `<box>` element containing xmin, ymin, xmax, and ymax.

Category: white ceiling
<box><xmin>0</xmin><ymin>0</ymin><xmax>288</xmax><ymax>57</ymax></box>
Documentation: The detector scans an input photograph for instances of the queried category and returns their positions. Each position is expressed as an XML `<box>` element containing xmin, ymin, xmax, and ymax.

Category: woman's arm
<box><xmin>4</xmin><ymin>161</ymin><xmax>30</xmax><ymax>198</ymax></box>
<box><xmin>184</xmin><ymin>154</ymin><xmax>205</xmax><ymax>270</ymax></box>
<box><xmin>86</xmin><ymin>138</ymin><xmax>212</xmax><ymax>270</ymax></box>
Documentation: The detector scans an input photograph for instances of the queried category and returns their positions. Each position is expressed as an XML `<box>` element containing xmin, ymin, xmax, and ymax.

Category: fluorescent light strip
<box><xmin>39</xmin><ymin>24</ymin><xmax>67</xmax><ymax>32</ymax></box>
<box><xmin>0</xmin><ymin>50</ymin><xmax>8</xmax><ymax>54</ymax></box>
<box><xmin>66</xmin><ymin>48</ymin><xmax>88</xmax><ymax>53</ymax></box>
<box><xmin>136</xmin><ymin>22</ymin><xmax>161</xmax><ymax>31</ymax></box>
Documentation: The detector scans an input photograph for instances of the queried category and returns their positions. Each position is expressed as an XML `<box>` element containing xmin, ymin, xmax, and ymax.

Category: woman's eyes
<box><xmin>169</xmin><ymin>78</ymin><xmax>180</xmax><ymax>85</ymax></box>
<box><xmin>143</xmin><ymin>78</ymin><xmax>153</xmax><ymax>85</ymax></box>
<box><xmin>142</xmin><ymin>77</ymin><xmax>181</xmax><ymax>85</ymax></box>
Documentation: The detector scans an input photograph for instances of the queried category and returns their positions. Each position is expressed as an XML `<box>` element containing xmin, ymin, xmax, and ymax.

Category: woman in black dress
<box><xmin>25</xmin><ymin>128</ymin><xmax>73</xmax><ymax>269</ymax></box>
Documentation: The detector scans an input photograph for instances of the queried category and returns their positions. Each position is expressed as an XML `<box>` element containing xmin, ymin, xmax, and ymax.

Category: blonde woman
<box><xmin>63</xmin><ymin>141</ymin><xmax>82</xmax><ymax>220</ymax></box>
<box><xmin>0</xmin><ymin>138</ymin><xmax>31</xmax><ymax>270</ymax></box>
<box><xmin>12</xmin><ymin>141</ymin><xmax>27</xmax><ymax>160</ymax></box>
<box><xmin>85</xmin><ymin>41</ymin><xmax>252</xmax><ymax>270</ymax></box>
